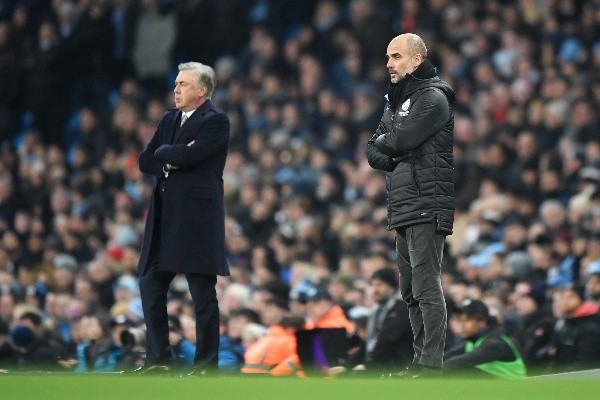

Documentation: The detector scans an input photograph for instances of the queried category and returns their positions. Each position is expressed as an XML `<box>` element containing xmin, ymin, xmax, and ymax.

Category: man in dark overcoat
<box><xmin>137</xmin><ymin>61</ymin><xmax>229</xmax><ymax>374</ymax></box>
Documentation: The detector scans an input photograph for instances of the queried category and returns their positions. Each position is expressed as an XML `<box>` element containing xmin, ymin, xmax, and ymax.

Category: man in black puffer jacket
<box><xmin>366</xmin><ymin>33</ymin><xmax>455</xmax><ymax>374</ymax></box>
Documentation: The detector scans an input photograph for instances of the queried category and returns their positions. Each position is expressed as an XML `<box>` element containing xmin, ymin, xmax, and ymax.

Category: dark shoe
<box><xmin>181</xmin><ymin>365</ymin><xmax>219</xmax><ymax>378</ymax></box>
<box><xmin>418</xmin><ymin>365</ymin><xmax>442</xmax><ymax>378</ymax></box>
<box><xmin>132</xmin><ymin>364</ymin><xmax>171</xmax><ymax>375</ymax></box>
<box><xmin>384</xmin><ymin>364</ymin><xmax>441</xmax><ymax>379</ymax></box>
<box><xmin>383</xmin><ymin>364</ymin><xmax>420</xmax><ymax>379</ymax></box>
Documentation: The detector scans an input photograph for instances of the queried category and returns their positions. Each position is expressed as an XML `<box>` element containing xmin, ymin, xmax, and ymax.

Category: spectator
<box><xmin>170</xmin><ymin>315</ymin><xmax>196</xmax><ymax>368</ymax></box>
<box><xmin>585</xmin><ymin>261</ymin><xmax>600</xmax><ymax>306</ymax></box>
<box><xmin>132</xmin><ymin>0</ymin><xmax>175</xmax><ymax>96</ymax></box>
<box><xmin>305</xmin><ymin>287</ymin><xmax>354</xmax><ymax>333</ymax></box>
<box><xmin>547</xmin><ymin>283</ymin><xmax>600</xmax><ymax>372</ymax></box>
<box><xmin>241</xmin><ymin>298</ymin><xmax>301</xmax><ymax>376</ymax></box>
<box><xmin>74</xmin><ymin>314</ymin><xmax>123</xmax><ymax>372</ymax></box>
<box><xmin>364</xmin><ymin>268</ymin><xmax>412</xmax><ymax>371</ymax></box>
<box><xmin>444</xmin><ymin>299</ymin><xmax>527</xmax><ymax>379</ymax></box>
<box><xmin>10</xmin><ymin>311</ymin><xmax>64</xmax><ymax>369</ymax></box>
<box><xmin>219</xmin><ymin>308</ymin><xmax>260</xmax><ymax>373</ymax></box>
<box><xmin>222</xmin><ymin>283</ymin><xmax>253</xmax><ymax>315</ymax></box>
<box><xmin>510</xmin><ymin>282</ymin><xmax>554</xmax><ymax>368</ymax></box>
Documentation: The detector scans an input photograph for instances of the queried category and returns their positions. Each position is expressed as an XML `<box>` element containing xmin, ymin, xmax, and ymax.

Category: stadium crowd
<box><xmin>1</xmin><ymin>0</ymin><xmax>600</xmax><ymax>376</ymax></box>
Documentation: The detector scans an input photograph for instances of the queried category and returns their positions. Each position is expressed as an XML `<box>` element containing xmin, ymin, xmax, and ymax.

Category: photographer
<box><xmin>169</xmin><ymin>315</ymin><xmax>196</xmax><ymax>367</ymax></box>
<box><xmin>75</xmin><ymin>315</ymin><xmax>123</xmax><ymax>372</ymax></box>
<box><xmin>113</xmin><ymin>315</ymin><xmax>145</xmax><ymax>369</ymax></box>
<box><xmin>10</xmin><ymin>311</ymin><xmax>64</xmax><ymax>370</ymax></box>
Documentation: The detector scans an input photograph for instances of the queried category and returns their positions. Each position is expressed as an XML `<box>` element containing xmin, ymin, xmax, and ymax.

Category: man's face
<box><xmin>454</xmin><ymin>314</ymin><xmax>486</xmax><ymax>339</ymax></box>
<box><xmin>251</xmin><ymin>290</ymin><xmax>272</xmax><ymax>315</ymax></box>
<box><xmin>261</xmin><ymin>303</ymin><xmax>285</xmax><ymax>326</ymax></box>
<box><xmin>173</xmin><ymin>69</ymin><xmax>206</xmax><ymax>112</ymax></box>
<box><xmin>371</xmin><ymin>279</ymin><xmax>395</xmax><ymax>304</ymax></box>
<box><xmin>306</xmin><ymin>299</ymin><xmax>330</xmax><ymax>322</ymax></box>
<box><xmin>515</xmin><ymin>295</ymin><xmax>537</xmax><ymax>316</ymax></box>
<box><xmin>227</xmin><ymin>315</ymin><xmax>249</xmax><ymax>340</ymax></box>
<box><xmin>552</xmin><ymin>288</ymin><xmax>582</xmax><ymax>318</ymax></box>
<box><xmin>386</xmin><ymin>36</ymin><xmax>421</xmax><ymax>83</ymax></box>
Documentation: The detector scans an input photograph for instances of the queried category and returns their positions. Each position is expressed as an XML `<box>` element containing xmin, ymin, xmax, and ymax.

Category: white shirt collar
<box><xmin>182</xmin><ymin>109</ymin><xmax>196</xmax><ymax>120</ymax></box>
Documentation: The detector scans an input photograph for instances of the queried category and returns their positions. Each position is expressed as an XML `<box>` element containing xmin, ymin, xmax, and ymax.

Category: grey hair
<box><xmin>539</xmin><ymin>199</ymin><xmax>566</xmax><ymax>219</ymax></box>
<box><xmin>178</xmin><ymin>62</ymin><xmax>216</xmax><ymax>99</ymax></box>
<box><xmin>406</xmin><ymin>33</ymin><xmax>427</xmax><ymax>58</ymax></box>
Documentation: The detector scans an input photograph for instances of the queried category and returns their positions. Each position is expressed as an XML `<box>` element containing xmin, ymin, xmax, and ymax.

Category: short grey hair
<box><xmin>406</xmin><ymin>33</ymin><xmax>427</xmax><ymax>58</ymax></box>
<box><xmin>178</xmin><ymin>62</ymin><xmax>216</xmax><ymax>99</ymax></box>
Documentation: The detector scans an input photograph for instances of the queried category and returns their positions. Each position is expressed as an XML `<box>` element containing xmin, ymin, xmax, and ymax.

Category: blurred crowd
<box><xmin>1</xmin><ymin>0</ymin><xmax>600</xmax><ymax>376</ymax></box>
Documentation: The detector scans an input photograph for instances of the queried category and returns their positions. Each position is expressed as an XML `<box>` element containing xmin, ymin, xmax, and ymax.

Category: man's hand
<box><xmin>187</xmin><ymin>140</ymin><xmax>195</xmax><ymax>147</ymax></box>
<box><xmin>163</xmin><ymin>163</ymin><xmax>179</xmax><ymax>177</ymax></box>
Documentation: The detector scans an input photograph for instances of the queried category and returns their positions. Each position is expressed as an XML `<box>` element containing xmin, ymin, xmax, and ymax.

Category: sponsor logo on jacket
<box><xmin>398</xmin><ymin>99</ymin><xmax>410</xmax><ymax>117</ymax></box>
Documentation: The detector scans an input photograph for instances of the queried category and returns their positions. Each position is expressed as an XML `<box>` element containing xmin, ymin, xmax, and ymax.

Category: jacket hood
<box><xmin>404</xmin><ymin>75</ymin><xmax>456</xmax><ymax>104</ymax></box>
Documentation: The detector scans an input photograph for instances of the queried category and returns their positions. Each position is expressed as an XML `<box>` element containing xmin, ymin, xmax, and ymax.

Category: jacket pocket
<box><xmin>410</xmin><ymin>162</ymin><xmax>421</xmax><ymax>195</ymax></box>
<box><xmin>186</xmin><ymin>187</ymin><xmax>215</xmax><ymax>199</ymax></box>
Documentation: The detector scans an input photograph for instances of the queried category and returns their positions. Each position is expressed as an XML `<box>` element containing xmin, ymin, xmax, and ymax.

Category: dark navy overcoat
<box><xmin>137</xmin><ymin>100</ymin><xmax>230</xmax><ymax>276</ymax></box>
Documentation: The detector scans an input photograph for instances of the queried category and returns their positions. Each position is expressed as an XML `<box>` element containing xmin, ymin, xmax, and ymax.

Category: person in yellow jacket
<box><xmin>241</xmin><ymin>298</ymin><xmax>304</xmax><ymax>376</ymax></box>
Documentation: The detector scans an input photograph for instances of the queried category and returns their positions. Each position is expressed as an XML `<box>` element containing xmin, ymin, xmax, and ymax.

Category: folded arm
<box><xmin>366</xmin><ymin>121</ymin><xmax>398</xmax><ymax>172</ymax></box>
<box><xmin>138</xmin><ymin>121</ymin><xmax>165</xmax><ymax>178</ymax></box>
<box><xmin>374</xmin><ymin>89</ymin><xmax>449</xmax><ymax>156</ymax></box>
<box><xmin>154</xmin><ymin>114</ymin><xmax>230</xmax><ymax>168</ymax></box>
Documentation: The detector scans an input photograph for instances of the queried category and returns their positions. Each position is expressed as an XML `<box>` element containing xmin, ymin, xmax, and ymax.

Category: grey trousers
<box><xmin>396</xmin><ymin>221</ymin><xmax>446</xmax><ymax>368</ymax></box>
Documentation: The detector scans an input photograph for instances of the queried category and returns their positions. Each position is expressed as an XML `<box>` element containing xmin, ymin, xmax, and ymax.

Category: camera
<box><xmin>120</xmin><ymin>326</ymin><xmax>146</xmax><ymax>350</ymax></box>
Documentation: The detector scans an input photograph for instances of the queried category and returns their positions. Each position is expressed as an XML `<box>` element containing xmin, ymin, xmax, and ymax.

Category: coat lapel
<box><xmin>164</xmin><ymin>110</ymin><xmax>181</xmax><ymax>144</ymax></box>
<box><xmin>172</xmin><ymin>110</ymin><xmax>185</xmax><ymax>144</ymax></box>
<box><xmin>173</xmin><ymin>100</ymin><xmax>213</xmax><ymax>144</ymax></box>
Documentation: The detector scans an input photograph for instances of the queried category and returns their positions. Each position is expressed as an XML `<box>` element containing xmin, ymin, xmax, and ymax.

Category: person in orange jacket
<box><xmin>241</xmin><ymin>298</ymin><xmax>304</xmax><ymax>376</ymax></box>
<box><xmin>300</xmin><ymin>287</ymin><xmax>364</xmax><ymax>375</ymax></box>
<box><xmin>305</xmin><ymin>287</ymin><xmax>355</xmax><ymax>334</ymax></box>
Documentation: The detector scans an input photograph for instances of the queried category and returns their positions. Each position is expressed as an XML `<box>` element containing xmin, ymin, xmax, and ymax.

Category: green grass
<box><xmin>2</xmin><ymin>373</ymin><xmax>600</xmax><ymax>400</ymax></box>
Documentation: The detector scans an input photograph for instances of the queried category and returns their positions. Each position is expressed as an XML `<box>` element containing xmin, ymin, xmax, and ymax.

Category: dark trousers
<box><xmin>139</xmin><ymin>259</ymin><xmax>219</xmax><ymax>367</ymax></box>
<box><xmin>139</xmin><ymin>192</ymin><xmax>219</xmax><ymax>367</ymax></box>
<box><xmin>396</xmin><ymin>221</ymin><xmax>446</xmax><ymax>368</ymax></box>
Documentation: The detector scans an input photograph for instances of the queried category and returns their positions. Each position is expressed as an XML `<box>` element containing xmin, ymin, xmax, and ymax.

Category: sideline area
<box><xmin>529</xmin><ymin>368</ymin><xmax>600</xmax><ymax>380</ymax></box>
<box><xmin>2</xmin><ymin>372</ymin><xmax>600</xmax><ymax>400</ymax></box>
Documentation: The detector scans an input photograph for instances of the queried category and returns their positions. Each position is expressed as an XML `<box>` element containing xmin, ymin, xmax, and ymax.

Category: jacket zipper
<box><xmin>387</xmin><ymin>110</ymin><xmax>395</xmax><ymax>229</ymax></box>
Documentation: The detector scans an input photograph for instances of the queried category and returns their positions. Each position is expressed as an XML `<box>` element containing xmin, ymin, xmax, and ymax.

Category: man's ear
<box><xmin>413</xmin><ymin>53</ymin><xmax>422</xmax><ymax>69</ymax></box>
<box><xmin>198</xmin><ymin>85</ymin><xmax>208</xmax><ymax>99</ymax></box>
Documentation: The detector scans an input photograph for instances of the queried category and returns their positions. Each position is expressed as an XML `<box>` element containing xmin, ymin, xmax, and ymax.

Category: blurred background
<box><xmin>0</xmin><ymin>0</ymin><xmax>599</xmax><ymax>376</ymax></box>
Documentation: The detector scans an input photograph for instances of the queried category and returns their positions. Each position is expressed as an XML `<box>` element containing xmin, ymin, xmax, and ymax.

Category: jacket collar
<box><xmin>173</xmin><ymin>100</ymin><xmax>213</xmax><ymax>143</ymax></box>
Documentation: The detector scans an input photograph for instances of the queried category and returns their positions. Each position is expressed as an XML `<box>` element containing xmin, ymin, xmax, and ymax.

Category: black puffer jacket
<box><xmin>366</xmin><ymin>63</ymin><xmax>455</xmax><ymax>233</ymax></box>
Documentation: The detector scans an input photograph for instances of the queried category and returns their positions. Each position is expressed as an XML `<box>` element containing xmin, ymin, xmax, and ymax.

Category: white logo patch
<box><xmin>401</xmin><ymin>99</ymin><xmax>411</xmax><ymax>111</ymax></box>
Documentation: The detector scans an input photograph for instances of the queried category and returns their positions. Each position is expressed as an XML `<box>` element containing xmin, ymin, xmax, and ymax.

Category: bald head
<box><xmin>390</xmin><ymin>33</ymin><xmax>427</xmax><ymax>58</ymax></box>
<box><xmin>386</xmin><ymin>33</ymin><xmax>427</xmax><ymax>83</ymax></box>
